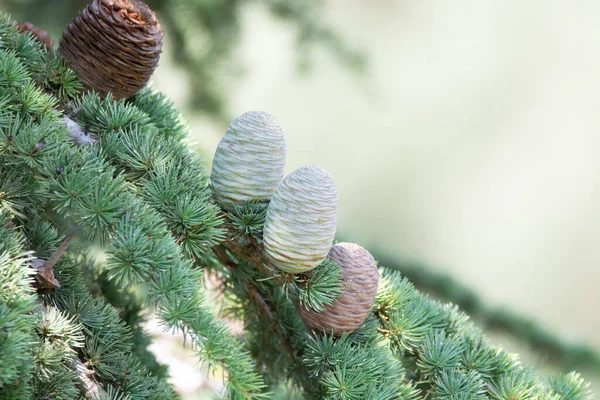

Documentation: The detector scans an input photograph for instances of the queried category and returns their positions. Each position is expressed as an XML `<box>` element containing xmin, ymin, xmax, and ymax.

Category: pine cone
<box><xmin>15</xmin><ymin>22</ymin><xmax>53</xmax><ymax>49</ymax></box>
<box><xmin>58</xmin><ymin>0</ymin><xmax>163</xmax><ymax>99</ymax></box>
<box><xmin>299</xmin><ymin>243</ymin><xmax>379</xmax><ymax>335</ymax></box>
<box><xmin>263</xmin><ymin>165</ymin><xmax>338</xmax><ymax>273</ymax></box>
<box><xmin>211</xmin><ymin>111</ymin><xmax>286</xmax><ymax>211</ymax></box>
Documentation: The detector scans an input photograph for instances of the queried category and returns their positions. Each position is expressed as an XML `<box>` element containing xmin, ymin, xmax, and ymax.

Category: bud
<box><xmin>211</xmin><ymin>111</ymin><xmax>286</xmax><ymax>211</ymax></box>
<box><xmin>58</xmin><ymin>0</ymin><xmax>163</xmax><ymax>99</ymax></box>
<box><xmin>299</xmin><ymin>243</ymin><xmax>379</xmax><ymax>335</ymax></box>
<box><xmin>263</xmin><ymin>165</ymin><xmax>338</xmax><ymax>273</ymax></box>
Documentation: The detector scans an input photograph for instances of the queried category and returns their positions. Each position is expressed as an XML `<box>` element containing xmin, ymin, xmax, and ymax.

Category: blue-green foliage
<box><xmin>0</xmin><ymin>8</ymin><xmax>594</xmax><ymax>399</ymax></box>
<box><xmin>0</xmin><ymin>224</ymin><xmax>36</xmax><ymax>398</ymax></box>
<box><xmin>304</xmin><ymin>333</ymin><xmax>411</xmax><ymax>399</ymax></box>
<box><xmin>0</xmin><ymin>11</ymin><xmax>264</xmax><ymax>398</ymax></box>
<box><xmin>549</xmin><ymin>372</ymin><xmax>593</xmax><ymax>400</ymax></box>
<box><xmin>373</xmin><ymin>268</ymin><xmax>592</xmax><ymax>400</ymax></box>
<box><xmin>293</xmin><ymin>258</ymin><xmax>343</xmax><ymax>313</ymax></box>
<box><xmin>370</xmin><ymin>247</ymin><xmax>600</xmax><ymax>376</ymax></box>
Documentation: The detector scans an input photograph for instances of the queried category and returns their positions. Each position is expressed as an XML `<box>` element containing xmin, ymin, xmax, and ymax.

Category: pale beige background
<box><xmin>151</xmin><ymin>0</ymin><xmax>600</xmax><ymax>395</ymax></box>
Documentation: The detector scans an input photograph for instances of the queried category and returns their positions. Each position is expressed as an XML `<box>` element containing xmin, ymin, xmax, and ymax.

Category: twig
<box><xmin>220</xmin><ymin>228</ymin><xmax>284</xmax><ymax>285</ymax></box>
<box><xmin>45</xmin><ymin>232</ymin><xmax>75</xmax><ymax>271</ymax></box>
<box><xmin>63</xmin><ymin>115</ymin><xmax>96</xmax><ymax>145</ymax></box>
<box><xmin>29</xmin><ymin>234</ymin><xmax>74</xmax><ymax>290</ymax></box>
<box><xmin>66</xmin><ymin>358</ymin><xmax>107</xmax><ymax>399</ymax></box>
<box><xmin>220</xmin><ymin>229</ymin><xmax>314</xmax><ymax>333</ymax></box>
<box><xmin>213</xmin><ymin>246</ymin><xmax>301</xmax><ymax>365</ymax></box>
<box><xmin>246</xmin><ymin>279</ymin><xmax>300</xmax><ymax>364</ymax></box>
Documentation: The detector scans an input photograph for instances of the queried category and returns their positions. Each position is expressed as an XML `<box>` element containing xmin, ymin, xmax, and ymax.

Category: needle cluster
<box><xmin>0</xmin><ymin>12</ymin><xmax>594</xmax><ymax>400</ymax></box>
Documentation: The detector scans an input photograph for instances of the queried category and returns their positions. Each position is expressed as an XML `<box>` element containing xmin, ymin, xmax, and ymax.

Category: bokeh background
<box><xmin>3</xmin><ymin>0</ymin><xmax>600</xmax><ymax>397</ymax></box>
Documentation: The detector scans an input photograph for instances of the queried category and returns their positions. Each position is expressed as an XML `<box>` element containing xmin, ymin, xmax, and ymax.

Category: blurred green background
<box><xmin>3</xmin><ymin>0</ymin><xmax>600</xmax><ymax>397</ymax></box>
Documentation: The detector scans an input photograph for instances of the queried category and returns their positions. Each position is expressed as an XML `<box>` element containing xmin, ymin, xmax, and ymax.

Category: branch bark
<box><xmin>220</xmin><ymin>229</ymin><xmax>286</xmax><ymax>285</ymax></box>
<box><xmin>213</xmin><ymin>245</ymin><xmax>302</xmax><ymax>366</ymax></box>
<box><xmin>44</xmin><ymin>232</ymin><xmax>75</xmax><ymax>271</ymax></box>
<box><xmin>63</xmin><ymin>115</ymin><xmax>96</xmax><ymax>145</ymax></box>
<box><xmin>66</xmin><ymin>358</ymin><xmax>106</xmax><ymax>399</ymax></box>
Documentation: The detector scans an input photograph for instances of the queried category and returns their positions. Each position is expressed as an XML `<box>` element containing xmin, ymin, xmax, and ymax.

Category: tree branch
<box><xmin>33</xmin><ymin>301</ymin><xmax>106</xmax><ymax>399</ymax></box>
<box><xmin>213</xmin><ymin>246</ymin><xmax>301</xmax><ymax>366</ymax></box>
<box><xmin>66</xmin><ymin>358</ymin><xmax>107</xmax><ymax>399</ymax></box>
<box><xmin>220</xmin><ymin>228</ymin><xmax>286</xmax><ymax>285</ymax></box>
<box><xmin>63</xmin><ymin>115</ymin><xmax>96</xmax><ymax>145</ymax></box>
<box><xmin>44</xmin><ymin>232</ymin><xmax>75</xmax><ymax>271</ymax></box>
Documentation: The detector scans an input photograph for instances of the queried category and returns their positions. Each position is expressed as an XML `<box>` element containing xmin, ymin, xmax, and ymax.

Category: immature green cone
<box><xmin>299</xmin><ymin>243</ymin><xmax>378</xmax><ymax>335</ymax></box>
<box><xmin>263</xmin><ymin>166</ymin><xmax>338</xmax><ymax>273</ymax></box>
<box><xmin>211</xmin><ymin>111</ymin><xmax>286</xmax><ymax>211</ymax></box>
<box><xmin>58</xmin><ymin>0</ymin><xmax>163</xmax><ymax>99</ymax></box>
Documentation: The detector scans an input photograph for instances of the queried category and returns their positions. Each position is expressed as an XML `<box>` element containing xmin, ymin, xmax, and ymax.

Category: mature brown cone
<box><xmin>298</xmin><ymin>242</ymin><xmax>379</xmax><ymax>335</ymax></box>
<box><xmin>15</xmin><ymin>22</ymin><xmax>53</xmax><ymax>49</ymax></box>
<box><xmin>58</xmin><ymin>0</ymin><xmax>163</xmax><ymax>99</ymax></box>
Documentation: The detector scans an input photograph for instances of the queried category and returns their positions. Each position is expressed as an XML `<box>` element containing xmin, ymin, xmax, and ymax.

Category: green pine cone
<box><xmin>210</xmin><ymin>111</ymin><xmax>286</xmax><ymax>211</ymax></box>
<box><xmin>263</xmin><ymin>165</ymin><xmax>338</xmax><ymax>273</ymax></box>
<box><xmin>298</xmin><ymin>242</ymin><xmax>379</xmax><ymax>335</ymax></box>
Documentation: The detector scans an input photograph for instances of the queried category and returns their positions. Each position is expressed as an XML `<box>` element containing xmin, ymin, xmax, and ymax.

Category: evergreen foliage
<box><xmin>369</xmin><ymin>247</ymin><xmax>600</xmax><ymax>377</ymax></box>
<box><xmin>293</xmin><ymin>259</ymin><xmax>343</xmax><ymax>313</ymax></box>
<box><xmin>0</xmin><ymin>9</ymin><xmax>595</xmax><ymax>399</ymax></box>
<box><xmin>0</xmin><ymin>15</ymin><xmax>263</xmax><ymax>397</ymax></box>
<box><xmin>228</xmin><ymin>201</ymin><xmax>268</xmax><ymax>244</ymax></box>
<box><xmin>0</xmin><ymin>0</ymin><xmax>364</xmax><ymax>120</ymax></box>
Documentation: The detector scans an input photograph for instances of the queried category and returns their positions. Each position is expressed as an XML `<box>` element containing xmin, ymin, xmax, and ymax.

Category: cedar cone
<box><xmin>211</xmin><ymin>111</ymin><xmax>286</xmax><ymax>211</ymax></box>
<box><xmin>15</xmin><ymin>22</ymin><xmax>53</xmax><ymax>49</ymax></box>
<box><xmin>263</xmin><ymin>166</ymin><xmax>338</xmax><ymax>274</ymax></box>
<box><xmin>58</xmin><ymin>0</ymin><xmax>163</xmax><ymax>99</ymax></box>
<box><xmin>298</xmin><ymin>243</ymin><xmax>379</xmax><ymax>335</ymax></box>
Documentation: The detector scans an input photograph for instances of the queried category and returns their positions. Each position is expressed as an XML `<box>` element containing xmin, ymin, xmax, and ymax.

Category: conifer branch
<box><xmin>43</xmin><ymin>232</ymin><xmax>74</xmax><ymax>271</ymax></box>
<box><xmin>371</xmin><ymin>247</ymin><xmax>600</xmax><ymax>376</ymax></box>
<box><xmin>66</xmin><ymin>358</ymin><xmax>106</xmax><ymax>400</ymax></box>
<box><xmin>0</xmin><ymin>12</ymin><xmax>594</xmax><ymax>398</ymax></box>
<box><xmin>218</xmin><ymin>228</ymin><xmax>308</xmax><ymax>326</ymax></box>
<box><xmin>32</xmin><ymin>301</ymin><xmax>106</xmax><ymax>399</ymax></box>
<box><xmin>63</xmin><ymin>115</ymin><xmax>95</xmax><ymax>145</ymax></box>
<box><xmin>213</xmin><ymin>246</ymin><xmax>301</xmax><ymax>366</ymax></box>
<box><xmin>221</xmin><ymin>230</ymin><xmax>285</xmax><ymax>284</ymax></box>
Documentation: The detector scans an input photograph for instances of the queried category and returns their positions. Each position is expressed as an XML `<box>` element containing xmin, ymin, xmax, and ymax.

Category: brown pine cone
<box><xmin>58</xmin><ymin>0</ymin><xmax>163</xmax><ymax>99</ymax></box>
<box><xmin>299</xmin><ymin>242</ymin><xmax>379</xmax><ymax>335</ymax></box>
<box><xmin>15</xmin><ymin>22</ymin><xmax>53</xmax><ymax>49</ymax></box>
